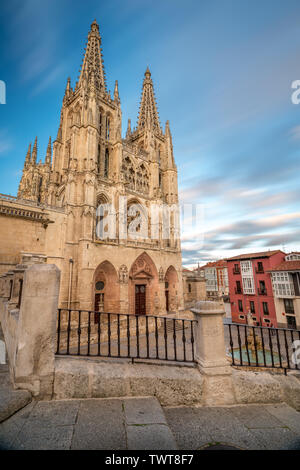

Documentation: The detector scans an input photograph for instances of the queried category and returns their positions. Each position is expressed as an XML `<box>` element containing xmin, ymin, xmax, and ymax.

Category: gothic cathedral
<box><xmin>3</xmin><ymin>20</ymin><xmax>183</xmax><ymax>315</ymax></box>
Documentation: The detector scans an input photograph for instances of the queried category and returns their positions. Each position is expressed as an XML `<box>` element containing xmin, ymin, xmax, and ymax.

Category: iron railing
<box><xmin>56</xmin><ymin>309</ymin><xmax>196</xmax><ymax>363</ymax></box>
<box><xmin>225</xmin><ymin>323</ymin><xmax>300</xmax><ymax>373</ymax></box>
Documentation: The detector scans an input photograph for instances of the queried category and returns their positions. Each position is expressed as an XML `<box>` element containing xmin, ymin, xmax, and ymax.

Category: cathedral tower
<box><xmin>16</xmin><ymin>20</ymin><xmax>183</xmax><ymax>315</ymax></box>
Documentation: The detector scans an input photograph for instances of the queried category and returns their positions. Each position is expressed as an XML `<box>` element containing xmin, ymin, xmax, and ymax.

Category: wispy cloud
<box><xmin>0</xmin><ymin>130</ymin><xmax>12</xmax><ymax>155</ymax></box>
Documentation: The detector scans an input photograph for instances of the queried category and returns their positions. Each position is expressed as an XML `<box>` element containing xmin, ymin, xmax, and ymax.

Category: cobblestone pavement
<box><xmin>0</xmin><ymin>397</ymin><xmax>299</xmax><ymax>450</ymax></box>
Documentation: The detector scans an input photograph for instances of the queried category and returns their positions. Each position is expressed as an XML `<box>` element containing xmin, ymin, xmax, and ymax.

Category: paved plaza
<box><xmin>0</xmin><ymin>397</ymin><xmax>300</xmax><ymax>450</ymax></box>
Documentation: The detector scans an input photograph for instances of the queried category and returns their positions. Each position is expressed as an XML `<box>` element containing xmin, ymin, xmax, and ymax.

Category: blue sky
<box><xmin>0</xmin><ymin>0</ymin><xmax>300</xmax><ymax>266</ymax></box>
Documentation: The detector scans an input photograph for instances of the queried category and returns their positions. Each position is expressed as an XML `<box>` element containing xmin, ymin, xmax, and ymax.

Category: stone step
<box><xmin>0</xmin><ymin>387</ymin><xmax>32</xmax><ymax>423</ymax></box>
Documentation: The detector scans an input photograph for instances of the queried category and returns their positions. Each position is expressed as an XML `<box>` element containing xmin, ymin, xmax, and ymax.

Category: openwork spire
<box><xmin>31</xmin><ymin>137</ymin><xmax>38</xmax><ymax>164</ymax></box>
<box><xmin>77</xmin><ymin>20</ymin><xmax>106</xmax><ymax>92</ymax></box>
<box><xmin>137</xmin><ymin>67</ymin><xmax>161</xmax><ymax>133</ymax></box>
<box><xmin>25</xmin><ymin>142</ymin><xmax>31</xmax><ymax>167</ymax></box>
<box><xmin>45</xmin><ymin>137</ymin><xmax>52</xmax><ymax>165</ymax></box>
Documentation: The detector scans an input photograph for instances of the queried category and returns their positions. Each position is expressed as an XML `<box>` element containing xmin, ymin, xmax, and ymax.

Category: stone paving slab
<box><xmin>127</xmin><ymin>424</ymin><xmax>177</xmax><ymax>450</ymax></box>
<box><xmin>71</xmin><ymin>399</ymin><xmax>127</xmax><ymax>450</ymax></box>
<box><xmin>249</xmin><ymin>427</ymin><xmax>300</xmax><ymax>451</ymax></box>
<box><xmin>164</xmin><ymin>404</ymin><xmax>300</xmax><ymax>450</ymax></box>
<box><xmin>124</xmin><ymin>397</ymin><xmax>167</xmax><ymax>425</ymax></box>
<box><xmin>229</xmin><ymin>404</ymin><xmax>285</xmax><ymax>428</ymax></box>
<box><xmin>0</xmin><ymin>398</ymin><xmax>300</xmax><ymax>450</ymax></box>
<box><xmin>265</xmin><ymin>403</ymin><xmax>300</xmax><ymax>434</ymax></box>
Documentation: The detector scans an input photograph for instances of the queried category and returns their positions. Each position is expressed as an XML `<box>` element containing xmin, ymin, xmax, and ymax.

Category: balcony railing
<box><xmin>258</xmin><ymin>288</ymin><xmax>267</xmax><ymax>296</ymax></box>
<box><xmin>233</xmin><ymin>268</ymin><xmax>240</xmax><ymax>275</ymax></box>
<box><xmin>235</xmin><ymin>287</ymin><xmax>243</xmax><ymax>295</ymax></box>
<box><xmin>255</xmin><ymin>267</ymin><xmax>264</xmax><ymax>274</ymax></box>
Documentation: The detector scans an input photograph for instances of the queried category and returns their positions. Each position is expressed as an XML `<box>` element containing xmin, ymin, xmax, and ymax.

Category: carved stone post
<box><xmin>191</xmin><ymin>301</ymin><xmax>236</xmax><ymax>406</ymax></box>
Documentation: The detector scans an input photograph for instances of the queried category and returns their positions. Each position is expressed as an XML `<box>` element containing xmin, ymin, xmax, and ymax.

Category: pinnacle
<box><xmin>136</xmin><ymin>68</ymin><xmax>161</xmax><ymax>133</ymax></box>
<box><xmin>31</xmin><ymin>137</ymin><xmax>38</xmax><ymax>164</ymax></box>
<box><xmin>77</xmin><ymin>20</ymin><xmax>106</xmax><ymax>92</ymax></box>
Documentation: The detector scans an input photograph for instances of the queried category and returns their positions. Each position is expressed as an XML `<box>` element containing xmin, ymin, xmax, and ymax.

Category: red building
<box><xmin>227</xmin><ymin>250</ymin><xmax>285</xmax><ymax>327</ymax></box>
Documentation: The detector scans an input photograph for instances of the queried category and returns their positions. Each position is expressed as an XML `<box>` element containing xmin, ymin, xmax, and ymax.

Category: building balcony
<box><xmin>232</xmin><ymin>268</ymin><xmax>240</xmax><ymax>275</ymax></box>
<box><xmin>255</xmin><ymin>267</ymin><xmax>264</xmax><ymax>274</ymax></box>
<box><xmin>258</xmin><ymin>288</ymin><xmax>267</xmax><ymax>296</ymax></box>
<box><xmin>235</xmin><ymin>287</ymin><xmax>243</xmax><ymax>295</ymax></box>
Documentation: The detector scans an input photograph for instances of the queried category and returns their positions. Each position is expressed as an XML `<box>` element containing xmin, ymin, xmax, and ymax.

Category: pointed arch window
<box><xmin>121</xmin><ymin>156</ymin><xmax>135</xmax><ymax>190</ymax></box>
<box><xmin>97</xmin><ymin>144</ymin><xmax>101</xmax><ymax>174</ymax></box>
<box><xmin>37</xmin><ymin>176</ymin><xmax>43</xmax><ymax>203</ymax></box>
<box><xmin>99</xmin><ymin>112</ymin><xmax>102</xmax><ymax>136</ymax></box>
<box><xmin>106</xmin><ymin>116</ymin><xmax>110</xmax><ymax>141</ymax></box>
<box><xmin>104</xmin><ymin>148</ymin><xmax>109</xmax><ymax>178</ymax></box>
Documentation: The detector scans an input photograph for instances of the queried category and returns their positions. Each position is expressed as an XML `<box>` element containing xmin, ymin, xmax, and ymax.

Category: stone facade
<box><xmin>182</xmin><ymin>268</ymin><xmax>206</xmax><ymax>308</ymax></box>
<box><xmin>0</xmin><ymin>20</ymin><xmax>183</xmax><ymax>316</ymax></box>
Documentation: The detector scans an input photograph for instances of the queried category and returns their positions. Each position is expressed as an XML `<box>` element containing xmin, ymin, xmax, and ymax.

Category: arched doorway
<box><xmin>93</xmin><ymin>261</ymin><xmax>120</xmax><ymax>321</ymax></box>
<box><xmin>165</xmin><ymin>266</ymin><xmax>179</xmax><ymax>313</ymax></box>
<box><xmin>129</xmin><ymin>253</ymin><xmax>159</xmax><ymax>315</ymax></box>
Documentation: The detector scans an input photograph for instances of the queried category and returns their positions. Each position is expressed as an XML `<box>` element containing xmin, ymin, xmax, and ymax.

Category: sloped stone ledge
<box><xmin>53</xmin><ymin>357</ymin><xmax>203</xmax><ymax>406</ymax></box>
<box><xmin>0</xmin><ymin>388</ymin><xmax>32</xmax><ymax>423</ymax></box>
<box><xmin>232</xmin><ymin>369</ymin><xmax>300</xmax><ymax>411</ymax></box>
<box><xmin>53</xmin><ymin>357</ymin><xmax>300</xmax><ymax>410</ymax></box>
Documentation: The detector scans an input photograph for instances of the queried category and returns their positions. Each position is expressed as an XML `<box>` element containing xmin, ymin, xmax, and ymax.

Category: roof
<box><xmin>227</xmin><ymin>250</ymin><xmax>284</xmax><ymax>262</ymax></box>
<box><xmin>268</xmin><ymin>260</ymin><xmax>300</xmax><ymax>272</ymax></box>
<box><xmin>201</xmin><ymin>260</ymin><xmax>227</xmax><ymax>269</ymax></box>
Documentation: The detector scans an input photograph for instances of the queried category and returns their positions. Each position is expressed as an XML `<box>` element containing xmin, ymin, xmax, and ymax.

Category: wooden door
<box><xmin>135</xmin><ymin>285</ymin><xmax>146</xmax><ymax>315</ymax></box>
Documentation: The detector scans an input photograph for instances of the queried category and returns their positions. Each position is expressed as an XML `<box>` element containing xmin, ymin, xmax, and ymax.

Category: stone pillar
<box><xmin>13</xmin><ymin>264</ymin><xmax>60</xmax><ymax>399</ymax></box>
<box><xmin>191</xmin><ymin>301</ymin><xmax>236</xmax><ymax>406</ymax></box>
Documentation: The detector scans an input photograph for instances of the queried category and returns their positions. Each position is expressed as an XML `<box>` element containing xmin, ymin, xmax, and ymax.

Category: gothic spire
<box><xmin>126</xmin><ymin>118</ymin><xmax>131</xmax><ymax>138</ymax></box>
<box><xmin>137</xmin><ymin>67</ymin><xmax>161</xmax><ymax>134</ymax></box>
<box><xmin>45</xmin><ymin>137</ymin><xmax>52</xmax><ymax>165</ymax></box>
<box><xmin>64</xmin><ymin>77</ymin><xmax>72</xmax><ymax>101</ymax></box>
<box><xmin>25</xmin><ymin>142</ymin><xmax>31</xmax><ymax>168</ymax></box>
<box><xmin>77</xmin><ymin>20</ymin><xmax>106</xmax><ymax>93</ymax></box>
<box><xmin>114</xmin><ymin>80</ymin><xmax>120</xmax><ymax>103</ymax></box>
<box><xmin>31</xmin><ymin>137</ymin><xmax>38</xmax><ymax>164</ymax></box>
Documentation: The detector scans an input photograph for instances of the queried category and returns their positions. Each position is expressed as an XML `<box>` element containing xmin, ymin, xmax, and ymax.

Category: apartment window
<box><xmin>284</xmin><ymin>299</ymin><xmax>294</xmax><ymax>314</ymax></box>
<box><xmin>238</xmin><ymin>300</ymin><xmax>243</xmax><ymax>312</ymax></box>
<box><xmin>250</xmin><ymin>301</ymin><xmax>255</xmax><ymax>313</ymax></box>
<box><xmin>236</xmin><ymin>280</ymin><xmax>242</xmax><ymax>294</ymax></box>
<box><xmin>242</xmin><ymin>277</ymin><xmax>255</xmax><ymax>295</ymax></box>
<box><xmin>271</xmin><ymin>272</ymin><xmax>295</xmax><ymax>297</ymax></box>
<box><xmin>257</xmin><ymin>261</ymin><xmax>264</xmax><ymax>273</ymax></box>
<box><xmin>264</xmin><ymin>318</ymin><xmax>270</xmax><ymax>324</ymax></box>
<box><xmin>241</xmin><ymin>260</ymin><xmax>255</xmax><ymax>294</ymax></box>
<box><xmin>241</xmin><ymin>260</ymin><xmax>252</xmax><ymax>273</ymax></box>
<box><xmin>239</xmin><ymin>315</ymin><xmax>245</xmax><ymax>320</ymax></box>
<box><xmin>262</xmin><ymin>302</ymin><xmax>269</xmax><ymax>315</ymax></box>
<box><xmin>233</xmin><ymin>264</ymin><xmax>240</xmax><ymax>274</ymax></box>
<box><xmin>259</xmin><ymin>280</ymin><xmax>267</xmax><ymax>295</ymax></box>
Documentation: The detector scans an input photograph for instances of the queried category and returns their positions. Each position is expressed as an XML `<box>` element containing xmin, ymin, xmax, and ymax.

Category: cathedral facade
<box><xmin>1</xmin><ymin>20</ymin><xmax>183</xmax><ymax>315</ymax></box>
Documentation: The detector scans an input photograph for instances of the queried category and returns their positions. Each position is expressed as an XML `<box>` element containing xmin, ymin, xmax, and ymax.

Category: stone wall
<box><xmin>0</xmin><ymin>262</ymin><xmax>60</xmax><ymax>398</ymax></box>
